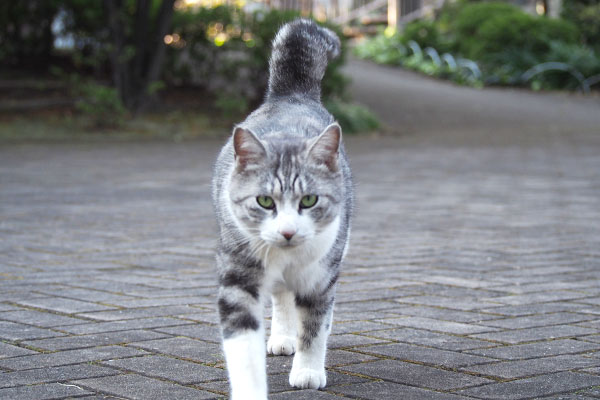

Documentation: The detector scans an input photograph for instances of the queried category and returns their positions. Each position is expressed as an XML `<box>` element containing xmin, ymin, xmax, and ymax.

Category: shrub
<box><xmin>562</xmin><ymin>0</ymin><xmax>600</xmax><ymax>51</ymax></box>
<box><xmin>164</xmin><ymin>6</ymin><xmax>348</xmax><ymax>116</ymax></box>
<box><xmin>402</xmin><ymin>20</ymin><xmax>445</xmax><ymax>52</ymax></box>
<box><xmin>75</xmin><ymin>81</ymin><xmax>126</xmax><ymax>128</ymax></box>
<box><xmin>324</xmin><ymin>100</ymin><xmax>380</xmax><ymax>133</ymax></box>
<box><xmin>454</xmin><ymin>2</ymin><xmax>579</xmax><ymax>63</ymax></box>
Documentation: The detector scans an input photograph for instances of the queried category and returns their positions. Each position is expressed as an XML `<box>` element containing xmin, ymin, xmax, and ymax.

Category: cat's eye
<box><xmin>257</xmin><ymin>196</ymin><xmax>275</xmax><ymax>209</ymax></box>
<box><xmin>300</xmin><ymin>195</ymin><xmax>318</xmax><ymax>209</ymax></box>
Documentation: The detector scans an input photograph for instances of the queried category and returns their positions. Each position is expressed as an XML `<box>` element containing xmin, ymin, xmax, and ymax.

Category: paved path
<box><xmin>1</xmin><ymin>62</ymin><xmax>600</xmax><ymax>399</ymax></box>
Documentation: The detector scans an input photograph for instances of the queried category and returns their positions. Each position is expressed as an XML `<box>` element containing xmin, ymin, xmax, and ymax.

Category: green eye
<box><xmin>300</xmin><ymin>195</ymin><xmax>318</xmax><ymax>209</ymax></box>
<box><xmin>257</xmin><ymin>196</ymin><xmax>275</xmax><ymax>209</ymax></box>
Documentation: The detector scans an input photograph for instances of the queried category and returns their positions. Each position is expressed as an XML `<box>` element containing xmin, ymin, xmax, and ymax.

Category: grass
<box><xmin>0</xmin><ymin>102</ymin><xmax>379</xmax><ymax>143</ymax></box>
<box><xmin>0</xmin><ymin>110</ymin><xmax>237</xmax><ymax>142</ymax></box>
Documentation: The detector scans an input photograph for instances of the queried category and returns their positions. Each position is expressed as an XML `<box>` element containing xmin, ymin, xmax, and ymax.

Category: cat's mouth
<box><xmin>275</xmin><ymin>240</ymin><xmax>301</xmax><ymax>248</ymax></box>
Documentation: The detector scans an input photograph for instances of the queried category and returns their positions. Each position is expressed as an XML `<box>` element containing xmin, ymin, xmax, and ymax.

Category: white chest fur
<box><xmin>259</xmin><ymin>216</ymin><xmax>340</xmax><ymax>296</ymax></box>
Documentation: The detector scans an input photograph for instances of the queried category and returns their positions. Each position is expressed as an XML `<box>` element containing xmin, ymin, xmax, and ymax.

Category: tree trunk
<box><xmin>105</xmin><ymin>0</ymin><xmax>175</xmax><ymax>113</ymax></box>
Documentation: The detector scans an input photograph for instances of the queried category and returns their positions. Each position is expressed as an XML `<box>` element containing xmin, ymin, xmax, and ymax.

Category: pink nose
<box><xmin>280</xmin><ymin>230</ymin><xmax>295</xmax><ymax>240</ymax></box>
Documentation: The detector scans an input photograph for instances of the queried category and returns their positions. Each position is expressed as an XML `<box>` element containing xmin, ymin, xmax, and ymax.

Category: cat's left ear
<box><xmin>233</xmin><ymin>127</ymin><xmax>266</xmax><ymax>170</ymax></box>
<box><xmin>308</xmin><ymin>123</ymin><xmax>342</xmax><ymax>172</ymax></box>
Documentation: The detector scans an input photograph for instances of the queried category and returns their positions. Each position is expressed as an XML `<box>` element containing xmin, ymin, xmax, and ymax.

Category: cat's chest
<box><xmin>260</xmin><ymin>216</ymin><xmax>340</xmax><ymax>294</ymax></box>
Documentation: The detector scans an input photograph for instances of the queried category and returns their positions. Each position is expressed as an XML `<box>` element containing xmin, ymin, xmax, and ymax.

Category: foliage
<box><xmin>401</xmin><ymin>20</ymin><xmax>445</xmax><ymax>53</ymax></box>
<box><xmin>324</xmin><ymin>100</ymin><xmax>380</xmax><ymax>134</ymax></box>
<box><xmin>74</xmin><ymin>80</ymin><xmax>127</xmax><ymax>128</ymax></box>
<box><xmin>355</xmin><ymin>1</ymin><xmax>600</xmax><ymax>92</ymax></box>
<box><xmin>165</xmin><ymin>6</ymin><xmax>349</xmax><ymax>116</ymax></box>
<box><xmin>354</xmin><ymin>29</ymin><xmax>483</xmax><ymax>87</ymax></box>
<box><xmin>562</xmin><ymin>0</ymin><xmax>600</xmax><ymax>50</ymax></box>
<box><xmin>0</xmin><ymin>1</ymin><xmax>62</xmax><ymax>67</ymax></box>
<box><xmin>4</xmin><ymin>2</ymin><xmax>374</xmax><ymax>132</ymax></box>
<box><xmin>455</xmin><ymin>3</ymin><xmax>579</xmax><ymax>63</ymax></box>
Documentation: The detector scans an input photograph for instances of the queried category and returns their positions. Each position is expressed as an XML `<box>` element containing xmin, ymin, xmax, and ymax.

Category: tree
<box><xmin>0</xmin><ymin>1</ymin><xmax>62</xmax><ymax>69</ymax></box>
<box><xmin>104</xmin><ymin>0</ymin><xmax>176</xmax><ymax>112</ymax></box>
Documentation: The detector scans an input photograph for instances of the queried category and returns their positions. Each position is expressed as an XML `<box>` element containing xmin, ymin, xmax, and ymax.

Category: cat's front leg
<box><xmin>268</xmin><ymin>288</ymin><xmax>297</xmax><ymax>356</ymax></box>
<box><xmin>289</xmin><ymin>291</ymin><xmax>334</xmax><ymax>389</ymax></box>
<box><xmin>217</xmin><ymin>259</ymin><xmax>267</xmax><ymax>400</ymax></box>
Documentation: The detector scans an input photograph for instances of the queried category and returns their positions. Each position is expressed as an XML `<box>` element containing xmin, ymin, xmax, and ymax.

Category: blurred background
<box><xmin>0</xmin><ymin>0</ymin><xmax>598</xmax><ymax>140</ymax></box>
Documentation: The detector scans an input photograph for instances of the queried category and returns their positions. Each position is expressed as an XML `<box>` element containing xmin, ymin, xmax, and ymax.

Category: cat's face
<box><xmin>229</xmin><ymin>125</ymin><xmax>343</xmax><ymax>248</ymax></box>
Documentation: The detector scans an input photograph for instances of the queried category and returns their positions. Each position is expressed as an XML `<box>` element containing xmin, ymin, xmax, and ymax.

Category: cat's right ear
<box><xmin>233</xmin><ymin>127</ymin><xmax>266</xmax><ymax>170</ymax></box>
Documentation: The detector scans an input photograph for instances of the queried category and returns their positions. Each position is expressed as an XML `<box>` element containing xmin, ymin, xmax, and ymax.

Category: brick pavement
<box><xmin>2</xmin><ymin>64</ymin><xmax>600</xmax><ymax>399</ymax></box>
<box><xmin>1</xmin><ymin>131</ymin><xmax>600</xmax><ymax>399</ymax></box>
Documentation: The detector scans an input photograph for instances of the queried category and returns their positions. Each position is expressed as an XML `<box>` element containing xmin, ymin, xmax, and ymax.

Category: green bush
<box><xmin>354</xmin><ymin>30</ymin><xmax>406</xmax><ymax>65</ymax></box>
<box><xmin>402</xmin><ymin>20</ymin><xmax>446</xmax><ymax>52</ymax></box>
<box><xmin>454</xmin><ymin>2</ymin><xmax>579</xmax><ymax>62</ymax></box>
<box><xmin>562</xmin><ymin>0</ymin><xmax>600</xmax><ymax>51</ymax></box>
<box><xmin>324</xmin><ymin>100</ymin><xmax>380</xmax><ymax>133</ymax></box>
<box><xmin>75</xmin><ymin>81</ymin><xmax>126</xmax><ymax>128</ymax></box>
<box><xmin>526</xmin><ymin>41</ymin><xmax>600</xmax><ymax>90</ymax></box>
<box><xmin>165</xmin><ymin>6</ymin><xmax>348</xmax><ymax>116</ymax></box>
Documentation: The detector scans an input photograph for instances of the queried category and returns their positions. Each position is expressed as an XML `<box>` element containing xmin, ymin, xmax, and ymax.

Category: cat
<box><xmin>211</xmin><ymin>19</ymin><xmax>353</xmax><ymax>400</ymax></box>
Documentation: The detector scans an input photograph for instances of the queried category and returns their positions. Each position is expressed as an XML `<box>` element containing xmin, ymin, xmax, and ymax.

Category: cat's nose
<box><xmin>280</xmin><ymin>229</ymin><xmax>296</xmax><ymax>241</ymax></box>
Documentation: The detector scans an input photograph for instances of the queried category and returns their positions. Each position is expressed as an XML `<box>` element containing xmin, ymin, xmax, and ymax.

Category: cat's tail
<box><xmin>267</xmin><ymin>19</ymin><xmax>341</xmax><ymax>101</ymax></box>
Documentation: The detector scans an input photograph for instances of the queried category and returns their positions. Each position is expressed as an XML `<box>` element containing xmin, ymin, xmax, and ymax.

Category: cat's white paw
<box><xmin>289</xmin><ymin>367</ymin><xmax>326</xmax><ymax>389</ymax></box>
<box><xmin>267</xmin><ymin>335</ymin><xmax>296</xmax><ymax>356</ymax></box>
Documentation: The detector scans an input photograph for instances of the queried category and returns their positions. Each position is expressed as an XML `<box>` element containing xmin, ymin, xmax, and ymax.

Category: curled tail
<box><xmin>267</xmin><ymin>19</ymin><xmax>341</xmax><ymax>101</ymax></box>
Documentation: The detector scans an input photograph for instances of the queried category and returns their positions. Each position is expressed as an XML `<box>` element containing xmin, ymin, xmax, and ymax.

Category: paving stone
<box><xmin>0</xmin><ymin>363</ymin><xmax>119</xmax><ymax>389</ymax></box>
<box><xmin>331</xmin><ymin>320</ymin><xmax>390</xmax><ymax>334</ymax></box>
<box><xmin>73</xmin><ymin>373</ymin><xmax>218</xmax><ymax>399</ymax></box>
<box><xmin>537</xmin><ymin>395</ymin><xmax>600</xmax><ymax>400</ymax></box>
<box><xmin>330</xmin><ymin>381</ymin><xmax>471</xmax><ymax>400</ymax></box>
<box><xmin>154</xmin><ymin>323</ymin><xmax>220</xmax><ymax>343</ymax></box>
<box><xmin>360</xmin><ymin>342</ymin><xmax>495</xmax><ymax>367</ymax></box>
<box><xmin>78</xmin><ymin>305</ymin><xmax>204</xmax><ymax>321</ymax></box>
<box><xmin>394</xmin><ymin>295</ymin><xmax>501</xmax><ymax>311</ymax></box>
<box><xmin>172</xmin><ymin>312</ymin><xmax>220</xmax><ymax>325</ymax></box>
<box><xmin>575</xmin><ymin>298</ymin><xmax>600</xmax><ymax>306</ymax></box>
<box><xmin>0</xmin><ymin>321</ymin><xmax>65</xmax><ymax>341</ymax></box>
<box><xmin>129</xmin><ymin>337</ymin><xmax>223</xmax><ymax>364</ymax></box>
<box><xmin>22</xmin><ymin>329</ymin><xmax>169</xmax><ymax>351</ymax></box>
<box><xmin>0</xmin><ymin>382</ymin><xmax>92</xmax><ymax>399</ymax></box>
<box><xmin>367</xmin><ymin>327</ymin><xmax>495</xmax><ymax>351</ymax></box>
<box><xmin>0</xmin><ymin>304</ymin><xmax>19</xmax><ymax>312</ymax></box>
<box><xmin>106</xmin><ymin>296</ymin><xmax>213</xmax><ymax>308</ymax></box>
<box><xmin>465</xmin><ymin>339</ymin><xmax>600</xmax><ymax>360</ymax></box>
<box><xmin>480</xmin><ymin>313</ymin><xmax>597</xmax><ymax>329</ymax></box>
<box><xmin>0</xmin><ymin>341</ymin><xmax>37</xmax><ymax>359</ymax></box>
<box><xmin>480</xmin><ymin>303</ymin><xmax>599</xmax><ymax>317</ymax></box>
<box><xmin>462</xmin><ymin>355</ymin><xmax>600</xmax><ymax>379</ymax></box>
<box><xmin>103</xmin><ymin>355</ymin><xmax>226</xmax><ymax>384</ymax></box>
<box><xmin>337</xmin><ymin>359</ymin><xmax>493</xmax><ymax>390</ymax></box>
<box><xmin>377</xmin><ymin>316</ymin><xmax>499</xmax><ymax>335</ymax></box>
<box><xmin>35</xmin><ymin>287</ymin><xmax>140</xmax><ymax>304</ymax></box>
<box><xmin>490</xmin><ymin>281</ymin><xmax>597</xmax><ymax>295</ymax></box>
<box><xmin>326</xmin><ymin>349</ymin><xmax>380</xmax><ymax>366</ymax></box>
<box><xmin>328</xmin><ymin>334</ymin><xmax>391</xmax><ymax>349</ymax></box>
<box><xmin>472</xmin><ymin>325</ymin><xmax>598</xmax><ymax>344</ymax></box>
<box><xmin>386</xmin><ymin>305</ymin><xmax>500</xmax><ymax>323</ymax></box>
<box><xmin>484</xmin><ymin>292</ymin><xmax>592</xmax><ymax>306</ymax></box>
<box><xmin>458</xmin><ymin>371</ymin><xmax>600</xmax><ymax>399</ymax></box>
<box><xmin>0</xmin><ymin>309</ymin><xmax>89</xmax><ymax>327</ymax></box>
<box><xmin>0</xmin><ymin>345</ymin><xmax>148</xmax><ymax>371</ymax></box>
<box><xmin>15</xmin><ymin>297</ymin><xmax>115</xmax><ymax>313</ymax></box>
<box><xmin>577</xmin><ymin>387</ymin><xmax>600</xmax><ymax>397</ymax></box>
<box><xmin>60</xmin><ymin>316</ymin><xmax>194</xmax><ymax>334</ymax></box>
<box><xmin>266</xmin><ymin>354</ymin><xmax>294</xmax><ymax>374</ymax></box>
<box><xmin>270</xmin><ymin>389</ymin><xmax>347</xmax><ymax>399</ymax></box>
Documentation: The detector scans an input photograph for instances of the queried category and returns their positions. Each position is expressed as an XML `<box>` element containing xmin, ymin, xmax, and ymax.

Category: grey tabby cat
<box><xmin>212</xmin><ymin>19</ymin><xmax>353</xmax><ymax>400</ymax></box>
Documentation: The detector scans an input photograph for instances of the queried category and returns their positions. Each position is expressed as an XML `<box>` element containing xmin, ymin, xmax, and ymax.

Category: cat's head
<box><xmin>228</xmin><ymin>124</ymin><xmax>344</xmax><ymax>248</ymax></box>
